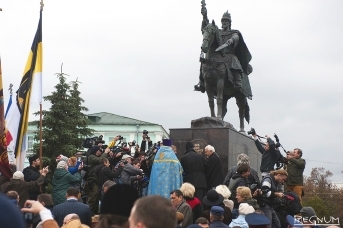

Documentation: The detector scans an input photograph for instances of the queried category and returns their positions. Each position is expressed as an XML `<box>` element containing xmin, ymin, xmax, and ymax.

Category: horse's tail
<box><xmin>245</xmin><ymin>99</ymin><xmax>250</xmax><ymax>124</ymax></box>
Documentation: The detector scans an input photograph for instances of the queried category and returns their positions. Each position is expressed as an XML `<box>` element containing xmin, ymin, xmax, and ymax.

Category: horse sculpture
<box><xmin>200</xmin><ymin>21</ymin><xmax>250</xmax><ymax>132</ymax></box>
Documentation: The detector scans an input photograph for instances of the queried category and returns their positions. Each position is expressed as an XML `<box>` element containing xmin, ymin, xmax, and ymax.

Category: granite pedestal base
<box><xmin>170</xmin><ymin>118</ymin><xmax>262</xmax><ymax>175</ymax></box>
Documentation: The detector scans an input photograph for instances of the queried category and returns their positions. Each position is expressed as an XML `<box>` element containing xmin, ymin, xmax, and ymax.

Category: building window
<box><xmin>27</xmin><ymin>136</ymin><xmax>34</xmax><ymax>155</ymax></box>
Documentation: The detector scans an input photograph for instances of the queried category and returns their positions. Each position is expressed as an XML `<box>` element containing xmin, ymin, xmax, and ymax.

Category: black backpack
<box><xmin>273</xmin><ymin>191</ymin><xmax>302</xmax><ymax>215</ymax></box>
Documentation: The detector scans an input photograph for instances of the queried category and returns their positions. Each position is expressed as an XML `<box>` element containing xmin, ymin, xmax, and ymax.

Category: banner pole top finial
<box><xmin>40</xmin><ymin>0</ymin><xmax>44</xmax><ymax>11</ymax></box>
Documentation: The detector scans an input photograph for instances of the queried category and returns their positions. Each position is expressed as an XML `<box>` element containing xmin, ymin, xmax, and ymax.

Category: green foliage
<box><xmin>303</xmin><ymin>167</ymin><xmax>343</xmax><ymax>226</ymax></box>
<box><xmin>302</xmin><ymin>196</ymin><xmax>329</xmax><ymax>218</ymax></box>
<box><xmin>32</xmin><ymin>70</ymin><xmax>94</xmax><ymax>172</ymax></box>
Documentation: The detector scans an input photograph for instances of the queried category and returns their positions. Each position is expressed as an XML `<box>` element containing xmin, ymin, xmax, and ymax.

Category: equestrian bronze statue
<box><xmin>194</xmin><ymin>0</ymin><xmax>253</xmax><ymax>132</ymax></box>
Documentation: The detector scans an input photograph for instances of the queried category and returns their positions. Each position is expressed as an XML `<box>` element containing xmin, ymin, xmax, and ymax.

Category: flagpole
<box><xmin>39</xmin><ymin>0</ymin><xmax>44</xmax><ymax>170</ymax></box>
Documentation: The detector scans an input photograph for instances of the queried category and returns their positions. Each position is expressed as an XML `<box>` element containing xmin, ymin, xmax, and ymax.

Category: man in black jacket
<box><xmin>23</xmin><ymin>155</ymin><xmax>47</xmax><ymax>200</ymax></box>
<box><xmin>252</xmin><ymin>133</ymin><xmax>279</xmax><ymax>178</ymax></box>
<box><xmin>95</xmin><ymin>158</ymin><xmax>123</xmax><ymax>193</ymax></box>
<box><xmin>223</xmin><ymin>153</ymin><xmax>260</xmax><ymax>187</ymax></box>
<box><xmin>204</xmin><ymin>145</ymin><xmax>224</xmax><ymax>191</ymax></box>
<box><xmin>140</xmin><ymin>134</ymin><xmax>152</xmax><ymax>152</ymax></box>
<box><xmin>181</xmin><ymin>142</ymin><xmax>207</xmax><ymax>204</ymax></box>
<box><xmin>227</xmin><ymin>163</ymin><xmax>250</xmax><ymax>218</ymax></box>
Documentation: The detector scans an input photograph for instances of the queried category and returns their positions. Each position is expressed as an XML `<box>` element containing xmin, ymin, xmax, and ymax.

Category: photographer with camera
<box><xmin>249</xmin><ymin>128</ymin><xmax>279</xmax><ymax>178</ymax></box>
<box><xmin>140</xmin><ymin>130</ymin><xmax>152</xmax><ymax>152</ymax></box>
<box><xmin>260</xmin><ymin>169</ymin><xmax>288</xmax><ymax>228</ymax></box>
<box><xmin>95</xmin><ymin>157</ymin><xmax>124</xmax><ymax>195</ymax></box>
<box><xmin>285</xmin><ymin>148</ymin><xmax>305</xmax><ymax>204</ymax></box>
<box><xmin>120</xmin><ymin>155</ymin><xmax>143</xmax><ymax>186</ymax></box>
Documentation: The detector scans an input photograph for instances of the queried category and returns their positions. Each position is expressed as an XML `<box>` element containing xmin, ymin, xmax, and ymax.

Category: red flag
<box><xmin>0</xmin><ymin>58</ymin><xmax>11</xmax><ymax>179</ymax></box>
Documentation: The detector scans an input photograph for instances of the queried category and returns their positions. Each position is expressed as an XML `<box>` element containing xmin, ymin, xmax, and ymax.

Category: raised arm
<box><xmin>201</xmin><ymin>0</ymin><xmax>209</xmax><ymax>31</ymax></box>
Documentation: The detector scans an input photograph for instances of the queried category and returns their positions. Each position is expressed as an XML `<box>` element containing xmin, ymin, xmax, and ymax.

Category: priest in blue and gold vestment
<box><xmin>147</xmin><ymin>139</ymin><xmax>183</xmax><ymax>198</ymax></box>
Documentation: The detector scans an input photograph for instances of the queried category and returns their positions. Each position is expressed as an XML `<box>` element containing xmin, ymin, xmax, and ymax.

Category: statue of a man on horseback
<box><xmin>194</xmin><ymin>1</ymin><xmax>253</xmax><ymax>99</ymax></box>
<box><xmin>195</xmin><ymin>0</ymin><xmax>253</xmax><ymax>132</ymax></box>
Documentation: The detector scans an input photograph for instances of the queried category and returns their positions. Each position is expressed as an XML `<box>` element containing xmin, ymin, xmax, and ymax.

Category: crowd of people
<box><xmin>0</xmin><ymin>133</ymin><xmax>337</xmax><ymax>228</ymax></box>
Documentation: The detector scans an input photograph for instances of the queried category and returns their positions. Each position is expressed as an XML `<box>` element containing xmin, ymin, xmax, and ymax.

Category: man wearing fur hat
<box><xmin>147</xmin><ymin>139</ymin><xmax>183</xmax><ymax>198</ymax></box>
<box><xmin>1</xmin><ymin>169</ymin><xmax>48</xmax><ymax>207</ymax></box>
<box><xmin>23</xmin><ymin>155</ymin><xmax>48</xmax><ymax>200</ymax></box>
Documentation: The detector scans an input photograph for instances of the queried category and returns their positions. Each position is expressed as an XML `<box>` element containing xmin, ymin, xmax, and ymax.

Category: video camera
<box><xmin>143</xmin><ymin>130</ymin><xmax>150</xmax><ymax>140</ymax></box>
<box><xmin>146</xmin><ymin>143</ymin><xmax>158</xmax><ymax>160</ymax></box>
<box><xmin>82</xmin><ymin>135</ymin><xmax>106</xmax><ymax>148</ymax></box>
<box><xmin>117</xmin><ymin>135</ymin><xmax>124</xmax><ymax>140</ymax></box>
<box><xmin>247</xmin><ymin>128</ymin><xmax>256</xmax><ymax>135</ymax></box>
<box><xmin>128</xmin><ymin>140</ymin><xmax>136</xmax><ymax>147</ymax></box>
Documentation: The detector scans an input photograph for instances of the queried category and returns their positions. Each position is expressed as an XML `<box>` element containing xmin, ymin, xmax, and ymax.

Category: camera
<box><xmin>146</xmin><ymin>143</ymin><xmax>158</xmax><ymax>160</ymax></box>
<box><xmin>129</xmin><ymin>140</ymin><xmax>136</xmax><ymax>146</ymax></box>
<box><xmin>82</xmin><ymin>137</ymin><xmax>97</xmax><ymax>148</ymax></box>
<box><xmin>117</xmin><ymin>135</ymin><xmax>124</xmax><ymax>140</ymax></box>
<box><xmin>143</xmin><ymin>130</ymin><xmax>149</xmax><ymax>135</ymax></box>
<box><xmin>247</xmin><ymin>128</ymin><xmax>256</xmax><ymax>135</ymax></box>
<box><xmin>138</xmin><ymin>173</ymin><xmax>149</xmax><ymax>188</ymax></box>
<box><xmin>82</xmin><ymin>135</ymin><xmax>105</xmax><ymax>148</ymax></box>
<box><xmin>24</xmin><ymin>207</ymin><xmax>33</xmax><ymax>224</ymax></box>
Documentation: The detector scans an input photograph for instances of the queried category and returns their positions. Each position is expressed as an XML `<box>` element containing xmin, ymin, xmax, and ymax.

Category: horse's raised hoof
<box><xmin>194</xmin><ymin>83</ymin><xmax>205</xmax><ymax>93</ymax></box>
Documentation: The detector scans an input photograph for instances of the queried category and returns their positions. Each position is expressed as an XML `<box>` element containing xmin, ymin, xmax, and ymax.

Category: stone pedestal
<box><xmin>170</xmin><ymin>117</ymin><xmax>261</xmax><ymax>175</ymax></box>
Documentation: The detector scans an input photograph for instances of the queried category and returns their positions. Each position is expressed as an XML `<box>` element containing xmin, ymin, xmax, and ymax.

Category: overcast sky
<box><xmin>1</xmin><ymin>0</ymin><xmax>342</xmax><ymax>182</ymax></box>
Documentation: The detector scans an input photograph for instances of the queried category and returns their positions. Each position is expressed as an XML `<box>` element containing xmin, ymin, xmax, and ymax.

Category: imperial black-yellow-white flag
<box><xmin>6</xmin><ymin>12</ymin><xmax>42</xmax><ymax>164</ymax></box>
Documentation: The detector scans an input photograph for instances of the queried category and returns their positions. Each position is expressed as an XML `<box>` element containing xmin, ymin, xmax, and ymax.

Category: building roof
<box><xmin>87</xmin><ymin>112</ymin><xmax>157</xmax><ymax>125</ymax></box>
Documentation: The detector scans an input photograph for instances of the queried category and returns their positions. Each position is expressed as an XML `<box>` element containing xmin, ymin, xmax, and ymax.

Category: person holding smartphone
<box><xmin>67</xmin><ymin>156</ymin><xmax>83</xmax><ymax>175</ymax></box>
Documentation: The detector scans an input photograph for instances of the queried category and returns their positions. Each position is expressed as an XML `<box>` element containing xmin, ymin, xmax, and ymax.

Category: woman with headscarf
<box><xmin>52</xmin><ymin>161</ymin><xmax>81</xmax><ymax>205</ymax></box>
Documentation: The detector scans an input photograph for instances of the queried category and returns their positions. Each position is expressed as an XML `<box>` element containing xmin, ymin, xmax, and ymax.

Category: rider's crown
<box><xmin>221</xmin><ymin>11</ymin><xmax>231</xmax><ymax>21</ymax></box>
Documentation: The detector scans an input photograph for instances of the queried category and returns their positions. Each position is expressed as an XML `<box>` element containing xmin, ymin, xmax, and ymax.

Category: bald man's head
<box><xmin>63</xmin><ymin>213</ymin><xmax>80</xmax><ymax>225</ymax></box>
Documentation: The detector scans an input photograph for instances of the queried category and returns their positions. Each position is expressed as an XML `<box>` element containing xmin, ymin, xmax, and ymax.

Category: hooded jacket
<box><xmin>52</xmin><ymin>168</ymin><xmax>81</xmax><ymax>205</ymax></box>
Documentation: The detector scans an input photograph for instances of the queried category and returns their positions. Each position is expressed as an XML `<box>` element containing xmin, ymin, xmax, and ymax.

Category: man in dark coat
<box><xmin>1</xmin><ymin>169</ymin><xmax>48</xmax><ymax>208</ymax></box>
<box><xmin>204</xmin><ymin>145</ymin><xmax>224</xmax><ymax>191</ymax></box>
<box><xmin>52</xmin><ymin>187</ymin><xmax>92</xmax><ymax>227</ymax></box>
<box><xmin>95</xmin><ymin>157</ymin><xmax>123</xmax><ymax>189</ymax></box>
<box><xmin>181</xmin><ymin>142</ymin><xmax>207</xmax><ymax>203</ymax></box>
<box><xmin>23</xmin><ymin>155</ymin><xmax>47</xmax><ymax>200</ymax></box>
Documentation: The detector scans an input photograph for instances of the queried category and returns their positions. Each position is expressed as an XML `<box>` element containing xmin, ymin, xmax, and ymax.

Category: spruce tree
<box><xmin>32</xmin><ymin>68</ymin><xmax>93</xmax><ymax>160</ymax></box>
<box><xmin>68</xmin><ymin>78</ymin><xmax>93</xmax><ymax>149</ymax></box>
